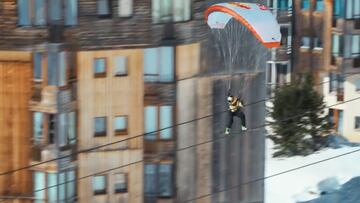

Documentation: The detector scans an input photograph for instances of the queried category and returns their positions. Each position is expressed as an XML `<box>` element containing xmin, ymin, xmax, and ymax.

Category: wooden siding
<box><xmin>0</xmin><ymin>52</ymin><xmax>32</xmax><ymax>202</ymax></box>
<box><xmin>0</xmin><ymin>0</ymin><xmax>208</xmax><ymax>50</ymax></box>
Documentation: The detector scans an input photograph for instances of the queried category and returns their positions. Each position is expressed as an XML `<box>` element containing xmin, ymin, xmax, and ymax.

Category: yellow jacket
<box><xmin>229</xmin><ymin>98</ymin><xmax>243</xmax><ymax>112</ymax></box>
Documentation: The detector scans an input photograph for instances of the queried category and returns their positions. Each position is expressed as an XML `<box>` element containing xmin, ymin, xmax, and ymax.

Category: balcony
<box><xmin>331</xmin><ymin>56</ymin><xmax>360</xmax><ymax>72</ymax></box>
<box><xmin>144</xmin><ymin>83</ymin><xmax>176</xmax><ymax>103</ymax></box>
<box><xmin>275</xmin><ymin>46</ymin><xmax>292</xmax><ymax>61</ymax></box>
<box><xmin>332</xmin><ymin>18</ymin><xmax>360</xmax><ymax>33</ymax></box>
<box><xmin>31</xmin><ymin>144</ymin><xmax>58</xmax><ymax>170</ymax></box>
<box><xmin>29</xmin><ymin>86</ymin><xmax>76</xmax><ymax>113</ymax></box>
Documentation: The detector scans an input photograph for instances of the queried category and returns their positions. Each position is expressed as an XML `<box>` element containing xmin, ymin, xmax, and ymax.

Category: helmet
<box><xmin>227</xmin><ymin>96</ymin><xmax>234</xmax><ymax>102</ymax></box>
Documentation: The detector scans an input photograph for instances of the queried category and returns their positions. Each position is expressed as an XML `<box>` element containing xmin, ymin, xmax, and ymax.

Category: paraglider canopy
<box><xmin>205</xmin><ymin>2</ymin><xmax>281</xmax><ymax>48</ymax></box>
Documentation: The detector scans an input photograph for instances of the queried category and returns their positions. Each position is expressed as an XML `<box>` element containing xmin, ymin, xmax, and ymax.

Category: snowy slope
<box><xmin>265</xmin><ymin>139</ymin><xmax>360</xmax><ymax>203</ymax></box>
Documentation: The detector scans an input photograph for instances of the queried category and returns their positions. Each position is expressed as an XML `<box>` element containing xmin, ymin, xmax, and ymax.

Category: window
<box><xmin>144</xmin><ymin>163</ymin><xmax>173</xmax><ymax>197</ymax></box>
<box><xmin>329</xmin><ymin>109</ymin><xmax>335</xmax><ymax>128</ymax></box>
<box><xmin>301</xmin><ymin>37</ymin><xmax>311</xmax><ymax>48</ymax></box>
<box><xmin>59</xmin><ymin>52</ymin><xmax>67</xmax><ymax>86</ymax></box>
<box><xmin>94</xmin><ymin>58</ymin><xmax>107</xmax><ymax>77</ymax></box>
<box><xmin>59</xmin><ymin>172</ymin><xmax>66</xmax><ymax>202</ymax></box>
<box><xmin>114</xmin><ymin>116</ymin><xmax>128</xmax><ymax>135</ymax></box>
<box><xmin>33</xmin><ymin>52</ymin><xmax>42</xmax><ymax>80</ymax></box>
<box><xmin>280</xmin><ymin>27</ymin><xmax>289</xmax><ymax>47</ymax></box>
<box><xmin>144</xmin><ymin>164</ymin><xmax>157</xmax><ymax>195</ymax></box>
<box><xmin>35</xmin><ymin>0</ymin><xmax>47</xmax><ymax>25</ymax></box>
<box><xmin>152</xmin><ymin>0</ymin><xmax>191</xmax><ymax>23</ymax></box>
<box><xmin>333</xmin><ymin>0</ymin><xmax>345</xmax><ymax>18</ymax></box>
<box><xmin>68</xmin><ymin>112</ymin><xmax>76</xmax><ymax>144</ymax></box>
<box><xmin>332</xmin><ymin>34</ymin><xmax>344</xmax><ymax>56</ymax></box>
<box><xmin>144</xmin><ymin>106</ymin><xmax>157</xmax><ymax>140</ymax></box>
<box><xmin>59</xmin><ymin>113</ymin><xmax>67</xmax><ymax>146</ymax></box>
<box><xmin>144</xmin><ymin>105</ymin><xmax>173</xmax><ymax>140</ymax></box>
<box><xmin>315</xmin><ymin>0</ymin><xmax>324</xmax><ymax>11</ymax></box>
<box><xmin>355</xmin><ymin>117</ymin><xmax>360</xmax><ymax>129</ymax></box>
<box><xmin>97</xmin><ymin>0</ymin><xmax>111</xmax><ymax>17</ymax></box>
<box><xmin>93</xmin><ymin>175</ymin><xmax>107</xmax><ymax>195</ymax></box>
<box><xmin>48</xmin><ymin>114</ymin><xmax>55</xmax><ymax>144</ymax></box>
<box><xmin>158</xmin><ymin>164</ymin><xmax>173</xmax><ymax>197</ymax></box>
<box><xmin>65</xmin><ymin>0</ymin><xmax>78</xmax><ymax>25</ymax></box>
<box><xmin>114</xmin><ymin>173</ymin><xmax>127</xmax><ymax>193</ymax></box>
<box><xmin>94</xmin><ymin>117</ymin><xmax>106</xmax><ymax>137</ymax></box>
<box><xmin>34</xmin><ymin>171</ymin><xmax>46</xmax><ymax>203</ymax></box>
<box><xmin>329</xmin><ymin>72</ymin><xmax>338</xmax><ymax>93</ymax></box>
<box><xmin>49</xmin><ymin>0</ymin><xmax>62</xmax><ymax>21</ymax></box>
<box><xmin>355</xmin><ymin>79</ymin><xmax>360</xmax><ymax>91</ymax></box>
<box><xmin>313</xmin><ymin>37</ymin><xmax>323</xmax><ymax>49</ymax></box>
<box><xmin>118</xmin><ymin>0</ymin><xmax>133</xmax><ymax>17</ymax></box>
<box><xmin>352</xmin><ymin>35</ymin><xmax>360</xmax><ymax>56</ymax></box>
<box><xmin>114</xmin><ymin>56</ymin><xmax>128</xmax><ymax>76</ymax></box>
<box><xmin>18</xmin><ymin>0</ymin><xmax>30</xmax><ymax>26</ymax></box>
<box><xmin>48</xmin><ymin>173</ymin><xmax>57</xmax><ymax>202</ymax></box>
<box><xmin>48</xmin><ymin>52</ymin><xmax>58</xmax><ymax>86</ymax></box>
<box><xmin>33</xmin><ymin>112</ymin><xmax>43</xmax><ymax>144</ymax></box>
<box><xmin>301</xmin><ymin>0</ymin><xmax>310</xmax><ymax>10</ymax></box>
<box><xmin>346</xmin><ymin>0</ymin><xmax>360</xmax><ymax>19</ymax></box>
<box><xmin>275</xmin><ymin>63</ymin><xmax>288</xmax><ymax>85</ymax></box>
<box><xmin>144</xmin><ymin>47</ymin><xmax>174</xmax><ymax>82</ymax></box>
<box><xmin>18</xmin><ymin>0</ymin><xmax>47</xmax><ymax>26</ymax></box>
<box><xmin>277</xmin><ymin>0</ymin><xmax>290</xmax><ymax>10</ymax></box>
<box><xmin>66</xmin><ymin>170</ymin><xmax>76</xmax><ymax>200</ymax></box>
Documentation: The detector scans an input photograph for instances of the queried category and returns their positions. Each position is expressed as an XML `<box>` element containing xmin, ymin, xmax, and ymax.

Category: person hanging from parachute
<box><xmin>225</xmin><ymin>94</ymin><xmax>247</xmax><ymax>135</ymax></box>
<box><xmin>204</xmin><ymin>2</ymin><xmax>281</xmax><ymax>135</ymax></box>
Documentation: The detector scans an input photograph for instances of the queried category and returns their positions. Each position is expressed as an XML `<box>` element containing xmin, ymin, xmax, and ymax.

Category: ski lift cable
<box><xmin>0</xmin><ymin>71</ymin><xmax>359</xmax><ymax>177</ymax></box>
<box><xmin>2</xmin><ymin>94</ymin><xmax>360</xmax><ymax>201</ymax></box>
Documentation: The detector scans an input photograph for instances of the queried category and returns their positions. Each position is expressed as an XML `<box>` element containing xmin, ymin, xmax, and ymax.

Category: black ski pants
<box><xmin>226</xmin><ymin>109</ymin><xmax>246</xmax><ymax>129</ymax></box>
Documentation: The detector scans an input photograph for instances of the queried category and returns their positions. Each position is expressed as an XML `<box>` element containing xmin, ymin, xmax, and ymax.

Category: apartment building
<box><xmin>0</xmin><ymin>0</ymin><xmax>270</xmax><ymax>202</ymax></box>
<box><xmin>323</xmin><ymin>0</ymin><xmax>360</xmax><ymax>141</ymax></box>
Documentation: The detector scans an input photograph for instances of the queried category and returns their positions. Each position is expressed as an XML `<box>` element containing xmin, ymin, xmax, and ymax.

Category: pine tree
<box><xmin>269</xmin><ymin>74</ymin><xmax>330</xmax><ymax>157</ymax></box>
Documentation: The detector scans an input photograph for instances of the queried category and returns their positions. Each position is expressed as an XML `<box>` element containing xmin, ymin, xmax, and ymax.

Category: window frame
<box><xmin>114</xmin><ymin>115</ymin><xmax>128</xmax><ymax>135</ymax></box>
<box><xmin>93</xmin><ymin>58</ymin><xmax>107</xmax><ymax>78</ymax></box>
<box><xmin>144</xmin><ymin>162</ymin><xmax>174</xmax><ymax>198</ymax></box>
<box><xmin>114</xmin><ymin>56</ymin><xmax>129</xmax><ymax>77</ymax></box>
<box><xmin>144</xmin><ymin>105</ymin><xmax>174</xmax><ymax>141</ymax></box>
<box><xmin>300</xmin><ymin>36</ymin><xmax>311</xmax><ymax>49</ymax></box>
<box><xmin>152</xmin><ymin>0</ymin><xmax>191</xmax><ymax>23</ymax></box>
<box><xmin>118</xmin><ymin>0</ymin><xmax>133</xmax><ymax>17</ymax></box>
<box><xmin>97</xmin><ymin>0</ymin><xmax>112</xmax><ymax>18</ymax></box>
<box><xmin>355</xmin><ymin>116</ymin><xmax>360</xmax><ymax>129</ymax></box>
<box><xmin>92</xmin><ymin>175</ymin><xmax>108</xmax><ymax>195</ymax></box>
<box><xmin>315</xmin><ymin>0</ymin><xmax>324</xmax><ymax>12</ymax></box>
<box><xmin>114</xmin><ymin>173</ymin><xmax>128</xmax><ymax>193</ymax></box>
<box><xmin>313</xmin><ymin>37</ymin><xmax>323</xmax><ymax>50</ymax></box>
<box><xmin>94</xmin><ymin>117</ymin><xmax>107</xmax><ymax>137</ymax></box>
<box><xmin>301</xmin><ymin>0</ymin><xmax>310</xmax><ymax>10</ymax></box>
<box><xmin>143</xmin><ymin>47</ymin><xmax>175</xmax><ymax>83</ymax></box>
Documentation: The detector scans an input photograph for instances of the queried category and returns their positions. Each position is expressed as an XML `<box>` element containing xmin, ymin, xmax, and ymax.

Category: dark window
<box><xmin>93</xmin><ymin>175</ymin><xmax>107</xmax><ymax>195</ymax></box>
<box><xmin>48</xmin><ymin>114</ymin><xmax>55</xmax><ymax>144</ymax></box>
<box><xmin>144</xmin><ymin>164</ymin><xmax>157</xmax><ymax>195</ymax></box>
<box><xmin>280</xmin><ymin>27</ymin><xmax>289</xmax><ymax>47</ymax></box>
<box><xmin>275</xmin><ymin>63</ymin><xmax>288</xmax><ymax>84</ymax></box>
<box><xmin>94</xmin><ymin>117</ymin><xmax>106</xmax><ymax>137</ymax></box>
<box><xmin>332</xmin><ymin>34</ymin><xmax>344</xmax><ymax>56</ymax></box>
<box><xmin>158</xmin><ymin>164</ymin><xmax>173</xmax><ymax>197</ymax></box>
<box><xmin>355</xmin><ymin>117</ymin><xmax>360</xmax><ymax>129</ymax></box>
<box><xmin>144</xmin><ymin>163</ymin><xmax>173</xmax><ymax>197</ymax></box>
<box><xmin>313</xmin><ymin>37</ymin><xmax>323</xmax><ymax>49</ymax></box>
<box><xmin>329</xmin><ymin>109</ymin><xmax>335</xmax><ymax>128</ymax></box>
<box><xmin>329</xmin><ymin>72</ymin><xmax>338</xmax><ymax>93</ymax></box>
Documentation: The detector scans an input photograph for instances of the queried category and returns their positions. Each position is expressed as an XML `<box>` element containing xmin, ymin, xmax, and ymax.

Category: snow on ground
<box><xmin>265</xmin><ymin>139</ymin><xmax>360</xmax><ymax>203</ymax></box>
